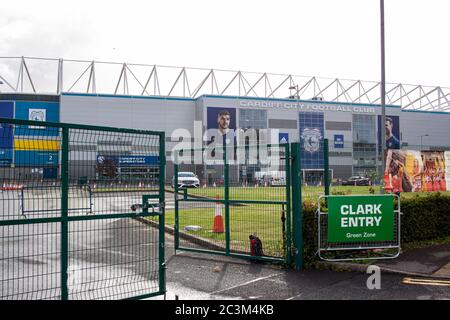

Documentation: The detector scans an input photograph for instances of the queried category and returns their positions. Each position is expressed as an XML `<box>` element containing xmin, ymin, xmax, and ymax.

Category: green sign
<box><xmin>327</xmin><ymin>195</ymin><xmax>394</xmax><ymax>243</ymax></box>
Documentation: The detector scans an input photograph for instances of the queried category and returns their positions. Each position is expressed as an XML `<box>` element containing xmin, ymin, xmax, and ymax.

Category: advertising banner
<box><xmin>378</xmin><ymin>115</ymin><xmax>400</xmax><ymax>150</ymax></box>
<box><xmin>334</xmin><ymin>134</ymin><xmax>344</xmax><ymax>149</ymax></box>
<box><xmin>384</xmin><ymin>150</ymin><xmax>409</xmax><ymax>193</ymax></box>
<box><xmin>421</xmin><ymin>151</ymin><xmax>447</xmax><ymax>192</ymax></box>
<box><xmin>445</xmin><ymin>151</ymin><xmax>450</xmax><ymax>191</ymax></box>
<box><xmin>206</xmin><ymin>107</ymin><xmax>236</xmax><ymax>143</ymax></box>
<box><xmin>404</xmin><ymin>150</ymin><xmax>423</xmax><ymax>192</ymax></box>
<box><xmin>327</xmin><ymin>195</ymin><xmax>394</xmax><ymax>243</ymax></box>
<box><xmin>384</xmin><ymin>149</ymin><xmax>447</xmax><ymax>193</ymax></box>
<box><xmin>206</xmin><ymin>107</ymin><xmax>237</xmax><ymax>162</ymax></box>
<box><xmin>299</xmin><ymin>112</ymin><xmax>324</xmax><ymax>169</ymax></box>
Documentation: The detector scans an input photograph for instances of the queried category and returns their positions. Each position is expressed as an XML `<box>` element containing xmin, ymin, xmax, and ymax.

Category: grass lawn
<box><xmin>167</xmin><ymin>185</ymin><xmax>382</xmax><ymax>202</ymax></box>
<box><xmin>155</xmin><ymin>202</ymin><xmax>288</xmax><ymax>258</ymax></box>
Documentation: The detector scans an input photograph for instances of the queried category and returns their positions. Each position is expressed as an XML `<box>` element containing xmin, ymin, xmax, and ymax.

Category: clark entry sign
<box><xmin>327</xmin><ymin>195</ymin><xmax>394</xmax><ymax>243</ymax></box>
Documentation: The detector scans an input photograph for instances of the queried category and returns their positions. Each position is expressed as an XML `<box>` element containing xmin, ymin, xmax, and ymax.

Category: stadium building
<box><xmin>1</xmin><ymin>57</ymin><xmax>450</xmax><ymax>183</ymax></box>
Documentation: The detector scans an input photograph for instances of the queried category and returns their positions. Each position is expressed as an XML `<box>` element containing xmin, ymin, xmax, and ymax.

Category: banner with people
<box><xmin>384</xmin><ymin>149</ymin><xmax>449</xmax><ymax>193</ymax></box>
<box><xmin>445</xmin><ymin>151</ymin><xmax>450</xmax><ymax>191</ymax></box>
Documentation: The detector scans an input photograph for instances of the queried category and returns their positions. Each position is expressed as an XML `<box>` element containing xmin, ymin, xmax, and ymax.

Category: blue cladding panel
<box><xmin>15</xmin><ymin>101</ymin><xmax>60</xmax><ymax>136</ymax></box>
<box><xmin>0</xmin><ymin>149</ymin><xmax>12</xmax><ymax>166</ymax></box>
<box><xmin>14</xmin><ymin>151</ymin><xmax>59</xmax><ymax>166</ymax></box>
<box><xmin>0</xmin><ymin>101</ymin><xmax>14</xmax><ymax>149</ymax></box>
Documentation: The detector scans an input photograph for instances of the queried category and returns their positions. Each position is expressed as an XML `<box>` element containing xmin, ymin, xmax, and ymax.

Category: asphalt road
<box><xmin>162</xmin><ymin>237</ymin><xmax>450</xmax><ymax>300</ymax></box>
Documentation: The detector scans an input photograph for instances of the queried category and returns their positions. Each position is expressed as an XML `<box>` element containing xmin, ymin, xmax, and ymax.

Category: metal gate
<box><xmin>0</xmin><ymin>118</ymin><xmax>165</xmax><ymax>300</ymax></box>
<box><xmin>173</xmin><ymin>144</ymin><xmax>292</xmax><ymax>264</ymax></box>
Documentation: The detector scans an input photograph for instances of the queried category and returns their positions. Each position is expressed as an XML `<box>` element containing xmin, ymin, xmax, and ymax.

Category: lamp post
<box><xmin>380</xmin><ymin>0</ymin><xmax>386</xmax><ymax>192</ymax></box>
<box><xmin>419</xmin><ymin>134</ymin><xmax>429</xmax><ymax>151</ymax></box>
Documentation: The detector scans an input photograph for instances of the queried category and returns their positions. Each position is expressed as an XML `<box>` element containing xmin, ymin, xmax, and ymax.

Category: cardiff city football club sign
<box><xmin>327</xmin><ymin>195</ymin><xmax>394</xmax><ymax>243</ymax></box>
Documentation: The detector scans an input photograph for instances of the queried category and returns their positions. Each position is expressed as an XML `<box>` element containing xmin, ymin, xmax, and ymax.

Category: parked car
<box><xmin>341</xmin><ymin>176</ymin><xmax>371</xmax><ymax>186</ymax></box>
<box><xmin>172</xmin><ymin>172</ymin><xmax>200</xmax><ymax>188</ymax></box>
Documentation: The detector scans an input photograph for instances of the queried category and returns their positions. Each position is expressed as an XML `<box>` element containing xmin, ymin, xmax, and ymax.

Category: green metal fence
<box><xmin>173</xmin><ymin>144</ymin><xmax>293</xmax><ymax>264</ymax></box>
<box><xmin>0</xmin><ymin>118</ymin><xmax>165</xmax><ymax>300</ymax></box>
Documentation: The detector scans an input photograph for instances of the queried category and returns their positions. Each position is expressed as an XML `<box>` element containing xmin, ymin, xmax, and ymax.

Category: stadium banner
<box><xmin>384</xmin><ymin>149</ymin><xmax>408</xmax><ymax>193</ymax></box>
<box><xmin>334</xmin><ymin>134</ymin><xmax>344</xmax><ymax>148</ymax></box>
<box><xmin>327</xmin><ymin>195</ymin><xmax>394</xmax><ymax>243</ymax></box>
<box><xmin>404</xmin><ymin>150</ymin><xmax>423</xmax><ymax>192</ymax></box>
<box><xmin>205</xmin><ymin>107</ymin><xmax>237</xmax><ymax>162</ymax></box>
<box><xmin>299</xmin><ymin>112</ymin><xmax>324</xmax><ymax>169</ymax></box>
<box><xmin>384</xmin><ymin>149</ymin><xmax>447</xmax><ymax>193</ymax></box>
<box><xmin>206</xmin><ymin>107</ymin><xmax>236</xmax><ymax>141</ymax></box>
<box><xmin>445</xmin><ymin>151</ymin><xmax>450</xmax><ymax>191</ymax></box>
<box><xmin>14</xmin><ymin>101</ymin><xmax>60</xmax><ymax>136</ymax></box>
<box><xmin>14</xmin><ymin>150</ymin><xmax>59</xmax><ymax>166</ymax></box>
<box><xmin>378</xmin><ymin>115</ymin><xmax>400</xmax><ymax>151</ymax></box>
<box><xmin>421</xmin><ymin>151</ymin><xmax>447</xmax><ymax>192</ymax></box>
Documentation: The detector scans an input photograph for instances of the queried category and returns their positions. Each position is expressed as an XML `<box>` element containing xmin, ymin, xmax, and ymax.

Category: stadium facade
<box><xmin>1</xmin><ymin>91</ymin><xmax>450</xmax><ymax>183</ymax></box>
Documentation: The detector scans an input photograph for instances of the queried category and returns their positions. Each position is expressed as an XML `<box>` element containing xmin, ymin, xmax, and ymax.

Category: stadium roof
<box><xmin>1</xmin><ymin>56</ymin><xmax>449</xmax><ymax>112</ymax></box>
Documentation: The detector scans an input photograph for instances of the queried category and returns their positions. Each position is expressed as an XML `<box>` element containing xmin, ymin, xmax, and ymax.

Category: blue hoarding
<box><xmin>15</xmin><ymin>101</ymin><xmax>60</xmax><ymax>137</ymax></box>
<box><xmin>334</xmin><ymin>134</ymin><xmax>344</xmax><ymax>148</ymax></box>
<box><xmin>14</xmin><ymin>151</ymin><xmax>59</xmax><ymax>166</ymax></box>
<box><xmin>299</xmin><ymin>112</ymin><xmax>324</xmax><ymax>169</ymax></box>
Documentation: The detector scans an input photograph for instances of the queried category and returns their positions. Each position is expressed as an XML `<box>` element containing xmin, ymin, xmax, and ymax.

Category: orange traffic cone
<box><xmin>212</xmin><ymin>194</ymin><xmax>224</xmax><ymax>233</ymax></box>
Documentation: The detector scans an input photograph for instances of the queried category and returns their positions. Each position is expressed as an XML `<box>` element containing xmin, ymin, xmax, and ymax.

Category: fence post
<box><xmin>324</xmin><ymin>138</ymin><xmax>330</xmax><ymax>196</ymax></box>
<box><xmin>174</xmin><ymin>150</ymin><xmax>179</xmax><ymax>251</ymax></box>
<box><xmin>224</xmin><ymin>144</ymin><xmax>230</xmax><ymax>255</ymax></box>
<box><xmin>291</xmin><ymin>142</ymin><xmax>303</xmax><ymax>270</ymax></box>
<box><xmin>60</xmin><ymin>126</ymin><xmax>69</xmax><ymax>300</ymax></box>
<box><xmin>159</xmin><ymin>132</ymin><xmax>166</xmax><ymax>295</ymax></box>
<box><xmin>284</xmin><ymin>144</ymin><xmax>292</xmax><ymax>265</ymax></box>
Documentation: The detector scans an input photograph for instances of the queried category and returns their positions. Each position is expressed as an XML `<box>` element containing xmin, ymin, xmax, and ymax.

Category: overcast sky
<box><xmin>1</xmin><ymin>0</ymin><xmax>450</xmax><ymax>88</ymax></box>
